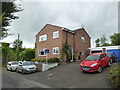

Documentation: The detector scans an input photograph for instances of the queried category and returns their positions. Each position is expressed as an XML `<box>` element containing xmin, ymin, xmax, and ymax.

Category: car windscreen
<box><xmin>86</xmin><ymin>55</ymin><xmax>100</xmax><ymax>61</ymax></box>
<box><xmin>23</xmin><ymin>62</ymin><xmax>32</xmax><ymax>66</ymax></box>
<box><xmin>12</xmin><ymin>62</ymin><xmax>18</xmax><ymax>65</ymax></box>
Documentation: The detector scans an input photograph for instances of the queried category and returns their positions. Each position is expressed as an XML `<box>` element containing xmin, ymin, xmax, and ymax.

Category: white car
<box><xmin>7</xmin><ymin>61</ymin><xmax>19</xmax><ymax>71</ymax></box>
<box><xmin>16</xmin><ymin>61</ymin><xmax>37</xmax><ymax>74</ymax></box>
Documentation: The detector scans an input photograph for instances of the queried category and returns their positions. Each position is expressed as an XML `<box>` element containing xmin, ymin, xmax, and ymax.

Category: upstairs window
<box><xmin>81</xmin><ymin>36</ymin><xmax>85</xmax><ymax>42</ymax></box>
<box><xmin>53</xmin><ymin>47</ymin><xmax>59</xmax><ymax>54</ymax></box>
<box><xmin>39</xmin><ymin>35</ymin><xmax>47</xmax><ymax>42</ymax></box>
<box><xmin>53</xmin><ymin>31</ymin><xmax>59</xmax><ymax>39</ymax></box>
<box><xmin>38</xmin><ymin>49</ymin><xmax>46</xmax><ymax>56</ymax></box>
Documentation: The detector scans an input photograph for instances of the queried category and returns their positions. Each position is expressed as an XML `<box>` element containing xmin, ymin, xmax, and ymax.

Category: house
<box><xmin>89</xmin><ymin>46</ymin><xmax>120</xmax><ymax>61</ymax></box>
<box><xmin>35</xmin><ymin>24</ymin><xmax>91</xmax><ymax>63</ymax></box>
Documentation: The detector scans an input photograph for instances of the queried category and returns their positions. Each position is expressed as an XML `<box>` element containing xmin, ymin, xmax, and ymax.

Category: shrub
<box><xmin>47</xmin><ymin>57</ymin><xmax>60</xmax><ymax>63</ymax></box>
<box><xmin>32</xmin><ymin>57</ymin><xmax>60</xmax><ymax>63</ymax></box>
<box><xmin>108</xmin><ymin>65</ymin><xmax>120</xmax><ymax>88</ymax></box>
<box><xmin>19</xmin><ymin>48</ymin><xmax>35</xmax><ymax>61</ymax></box>
<box><xmin>31</xmin><ymin>58</ymin><xmax>46</xmax><ymax>62</ymax></box>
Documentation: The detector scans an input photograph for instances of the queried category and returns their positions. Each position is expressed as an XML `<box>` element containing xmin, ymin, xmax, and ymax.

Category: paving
<box><xmin>2</xmin><ymin>61</ymin><xmax>119</xmax><ymax>88</ymax></box>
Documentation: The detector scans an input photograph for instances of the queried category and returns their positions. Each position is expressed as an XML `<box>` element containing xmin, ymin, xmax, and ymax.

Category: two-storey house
<box><xmin>36</xmin><ymin>24</ymin><xmax>91</xmax><ymax>62</ymax></box>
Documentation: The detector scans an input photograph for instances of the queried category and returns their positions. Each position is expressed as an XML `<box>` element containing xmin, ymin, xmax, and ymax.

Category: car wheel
<box><xmin>22</xmin><ymin>70</ymin><xmax>25</xmax><ymax>75</ymax></box>
<box><xmin>98</xmin><ymin>66</ymin><xmax>102</xmax><ymax>73</ymax></box>
<box><xmin>10</xmin><ymin>68</ymin><xmax>13</xmax><ymax>71</ymax></box>
<box><xmin>110</xmin><ymin>59</ymin><xmax>112</xmax><ymax>63</ymax></box>
<box><xmin>16</xmin><ymin>69</ymin><xmax>19</xmax><ymax>73</ymax></box>
<box><xmin>108</xmin><ymin>61</ymin><xmax>111</xmax><ymax>67</ymax></box>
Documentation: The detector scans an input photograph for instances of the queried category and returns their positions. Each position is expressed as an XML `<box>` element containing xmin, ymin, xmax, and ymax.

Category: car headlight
<box><xmin>91</xmin><ymin>63</ymin><xmax>98</xmax><ymax>67</ymax></box>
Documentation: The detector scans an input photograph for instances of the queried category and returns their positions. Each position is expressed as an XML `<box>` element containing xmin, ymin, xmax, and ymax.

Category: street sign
<box><xmin>45</xmin><ymin>49</ymin><xmax>50</xmax><ymax>54</ymax></box>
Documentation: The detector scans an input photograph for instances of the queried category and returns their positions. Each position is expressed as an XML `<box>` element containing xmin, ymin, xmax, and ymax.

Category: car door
<box><xmin>103</xmin><ymin>54</ymin><xmax>109</xmax><ymax>66</ymax></box>
<box><xmin>100</xmin><ymin>54</ymin><xmax>106</xmax><ymax>68</ymax></box>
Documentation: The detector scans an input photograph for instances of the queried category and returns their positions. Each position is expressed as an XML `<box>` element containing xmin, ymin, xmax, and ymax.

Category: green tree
<box><xmin>19</xmin><ymin>48</ymin><xmax>35</xmax><ymax>61</ymax></box>
<box><xmin>13</xmin><ymin>39</ymin><xmax>23</xmax><ymax>49</ymax></box>
<box><xmin>95</xmin><ymin>38</ymin><xmax>100</xmax><ymax>47</ymax></box>
<box><xmin>1</xmin><ymin>1</ymin><xmax>22</xmax><ymax>39</ymax></box>
<box><xmin>110</xmin><ymin>33</ymin><xmax>120</xmax><ymax>45</ymax></box>
<box><xmin>100</xmin><ymin>35</ymin><xmax>107</xmax><ymax>46</ymax></box>
<box><xmin>1</xmin><ymin>42</ymin><xmax>16</xmax><ymax>65</ymax></box>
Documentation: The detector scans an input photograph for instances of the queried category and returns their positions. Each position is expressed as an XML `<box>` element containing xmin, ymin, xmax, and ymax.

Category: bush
<box><xmin>108</xmin><ymin>65</ymin><xmax>120</xmax><ymax>88</ymax></box>
<box><xmin>31</xmin><ymin>58</ymin><xmax>46</xmax><ymax>62</ymax></box>
<box><xmin>1</xmin><ymin>42</ymin><xmax>17</xmax><ymax>65</ymax></box>
<box><xmin>19</xmin><ymin>48</ymin><xmax>35</xmax><ymax>61</ymax></box>
<box><xmin>32</xmin><ymin>57</ymin><xmax>60</xmax><ymax>63</ymax></box>
<box><xmin>47</xmin><ymin>57</ymin><xmax>60</xmax><ymax>63</ymax></box>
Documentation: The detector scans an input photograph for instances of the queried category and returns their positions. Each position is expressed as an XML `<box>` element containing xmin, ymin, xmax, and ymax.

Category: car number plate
<box><xmin>83</xmin><ymin>68</ymin><xmax>89</xmax><ymax>71</ymax></box>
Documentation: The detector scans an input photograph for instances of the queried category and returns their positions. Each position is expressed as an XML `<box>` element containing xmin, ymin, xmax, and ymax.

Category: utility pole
<box><xmin>17</xmin><ymin>33</ymin><xmax>20</xmax><ymax>61</ymax></box>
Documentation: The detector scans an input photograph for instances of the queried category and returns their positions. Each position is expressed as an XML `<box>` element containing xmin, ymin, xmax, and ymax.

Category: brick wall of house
<box><xmin>74</xmin><ymin>29</ymin><xmax>91</xmax><ymax>61</ymax></box>
<box><xmin>62</xmin><ymin>31</ymin><xmax>74</xmax><ymax>62</ymax></box>
<box><xmin>36</xmin><ymin>24</ymin><xmax>91</xmax><ymax>62</ymax></box>
<box><xmin>36</xmin><ymin>24</ymin><xmax>63</xmax><ymax>59</ymax></box>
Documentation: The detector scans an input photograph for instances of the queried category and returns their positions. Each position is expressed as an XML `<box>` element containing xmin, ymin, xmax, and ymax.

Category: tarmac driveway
<box><xmin>2</xmin><ymin>61</ymin><xmax>118</xmax><ymax>88</ymax></box>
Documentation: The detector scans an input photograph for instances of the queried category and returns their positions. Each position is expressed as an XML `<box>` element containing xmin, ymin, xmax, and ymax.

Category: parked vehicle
<box><xmin>7</xmin><ymin>61</ymin><xmax>19</xmax><ymax>71</ymax></box>
<box><xmin>80</xmin><ymin>53</ymin><xmax>110</xmax><ymax>73</ymax></box>
<box><xmin>16</xmin><ymin>61</ymin><xmax>36</xmax><ymax>74</ymax></box>
<box><xmin>106</xmin><ymin>52</ymin><xmax>118</xmax><ymax>63</ymax></box>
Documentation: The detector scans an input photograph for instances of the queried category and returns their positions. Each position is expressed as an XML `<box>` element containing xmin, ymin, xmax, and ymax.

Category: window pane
<box><xmin>53</xmin><ymin>31</ymin><xmax>59</xmax><ymax>38</ymax></box>
<box><xmin>38</xmin><ymin>49</ymin><xmax>46</xmax><ymax>56</ymax></box>
<box><xmin>39</xmin><ymin>35</ymin><xmax>47</xmax><ymax>42</ymax></box>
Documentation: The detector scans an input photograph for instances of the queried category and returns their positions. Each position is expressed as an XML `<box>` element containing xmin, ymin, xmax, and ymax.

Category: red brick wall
<box><xmin>36</xmin><ymin>24</ymin><xmax>62</xmax><ymax>59</ymax></box>
<box><xmin>36</xmin><ymin>24</ymin><xmax>91</xmax><ymax>62</ymax></box>
<box><xmin>74</xmin><ymin>29</ymin><xmax>91</xmax><ymax>61</ymax></box>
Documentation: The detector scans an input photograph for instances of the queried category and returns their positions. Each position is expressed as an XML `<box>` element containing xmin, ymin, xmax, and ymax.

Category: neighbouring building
<box><xmin>36</xmin><ymin>24</ymin><xmax>91</xmax><ymax>63</ymax></box>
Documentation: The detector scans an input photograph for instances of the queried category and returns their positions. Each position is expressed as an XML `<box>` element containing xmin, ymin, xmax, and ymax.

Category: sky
<box><xmin>1</xmin><ymin>0</ymin><xmax>118</xmax><ymax>48</ymax></box>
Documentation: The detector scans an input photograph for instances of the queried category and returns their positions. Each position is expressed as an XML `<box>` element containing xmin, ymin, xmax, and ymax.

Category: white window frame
<box><xmin>53</xmin><ymin>31</ymin><xmax>59</xmax><ymax>39</ymax></box>
<box><xmin>39</xmin><ymin>34</ymin><xmax>47</xmax><ymax>42</ymax></box>
<box><xmin>53</xmin><ymin>47</ymin><xmax>59</xmax><ymax>54</ymax></box>
<box><xmin>38</xmin><ymin>49</ymin><xmax>46</xmax><ymax>56</ymax></box>
<box><xmin>81</xmin><ymin>36</ymin><xmax>85</xmax><ymax>42</ymax></box>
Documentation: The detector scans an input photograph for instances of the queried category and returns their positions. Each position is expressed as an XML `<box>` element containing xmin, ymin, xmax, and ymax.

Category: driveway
<box><xmin>2</xmin><ymin>61</ymin><xmax>118</xmax><ymax>88</ymax></box>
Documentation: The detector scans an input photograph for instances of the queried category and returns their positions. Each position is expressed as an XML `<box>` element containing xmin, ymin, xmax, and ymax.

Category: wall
<box><xmin>74</xmin><ymin>29</ymin><xmax>91</xmax><ymax>61</ymax></box>
<box><xmin>36</xmin><ymin>24</ymin><xmax>62</xmax><ymax>59</ymax></box>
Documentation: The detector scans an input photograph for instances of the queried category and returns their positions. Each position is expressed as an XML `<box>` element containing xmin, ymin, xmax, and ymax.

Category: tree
<box><xmin>13</xmin><ymin>39</ymin><xmax>23</xmax><ymax>49</ymax></box>
<box><xmin>19</xmin><ymin>48</ymin><xmax>35</xmax><ymax>61</ymax></box>
<box><xmin>13</xmin><ymin>34</ymin><xmax>23</xmax><ymax>61</ymax></box>
<box><xmin>110</xmin><ymin>33</ymin><xmax>120</xmax><ymax>45</ymax></box>
<box><xmin>1</xmin><ymin>1</ymin><xmax>22</xmax><ymax>39</ymax></box>
<box><xmin>95</xmin><ymin>38</ymin><xmax>100</xmax><ymax>47</ymax></box>
<box><xmin>1</xmin><ymin>42</ymin><xmax>16</xmax><ymax>65</ymax></box>
<box><xmin>100</xmin><ymin>35</ymin><xmax>107</xmax><ymax>46</ymax></box>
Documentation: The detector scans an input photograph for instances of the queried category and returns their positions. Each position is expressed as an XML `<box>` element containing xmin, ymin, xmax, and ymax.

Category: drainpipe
<box><xmin>66</xmin><ymin>31</ymin><xmax>68</xmax><ymax>43</ymax></box>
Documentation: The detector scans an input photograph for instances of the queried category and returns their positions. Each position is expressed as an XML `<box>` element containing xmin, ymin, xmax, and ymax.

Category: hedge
<box><xmin>31</xmin><ymin>57</ymin><xmax>60</xmax><ymax>63</ymax></box>
<box><xmin>108</xmin><ymin>65</ymin><xmax>120</xmax><ymax>88</ymax></box>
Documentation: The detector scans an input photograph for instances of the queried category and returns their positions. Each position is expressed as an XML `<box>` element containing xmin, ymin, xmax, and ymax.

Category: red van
<box><xmin>80</xmin><ymin>53</ymin><xmax>110</xmax><ymax>73</ymax></box>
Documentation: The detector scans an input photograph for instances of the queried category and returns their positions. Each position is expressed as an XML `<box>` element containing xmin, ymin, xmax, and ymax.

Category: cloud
<box><xmin>2</xmin><ymin>1</ymin><xmax>118</xmax><ymax>48</ymax></box>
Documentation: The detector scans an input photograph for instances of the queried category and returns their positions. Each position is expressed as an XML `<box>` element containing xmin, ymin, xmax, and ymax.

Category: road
<box><xmin>1</xmin><ymin>61</ymin><xmax>119</xmax><ymax>88</ymax></box>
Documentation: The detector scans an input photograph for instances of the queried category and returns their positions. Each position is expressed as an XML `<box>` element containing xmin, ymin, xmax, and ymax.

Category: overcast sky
<box><xmin>1</xmin><ymin>0</ymin><xmax>118</xmax><ymax>48</ymax></box>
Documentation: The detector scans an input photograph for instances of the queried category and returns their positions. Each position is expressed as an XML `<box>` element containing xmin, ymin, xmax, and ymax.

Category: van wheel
<box><xmin>98</xmin><ymin>66</ymin><xmax>102</xmax><ymax>73</ymax></box>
